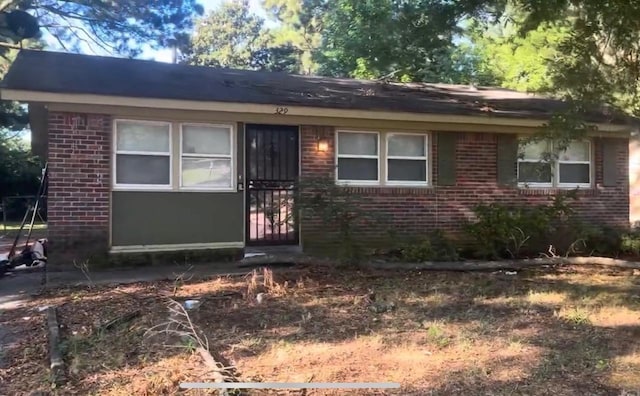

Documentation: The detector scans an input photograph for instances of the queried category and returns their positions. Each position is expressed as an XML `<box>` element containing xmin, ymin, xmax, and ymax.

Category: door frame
<box><xmin>244</xmin><ymin>123</ymin><xmax>301</xmax><ymax>247</ymax></box>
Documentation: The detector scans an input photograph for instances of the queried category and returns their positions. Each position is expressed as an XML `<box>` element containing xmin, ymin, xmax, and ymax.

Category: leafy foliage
<box><xmin>184</xmin><ymin>0</ymin><xmax>265</xmax><ymax>68</ymax></box>
<box><xmin>621</xmin><ymin>232</ymin><xmax>640</xmax><ymax>257</ymax></box>
<box><xmin>261</xmin><ymin>0</ymin><xmax>324</xmax><ymax>74</ymax></box>
<box><xmin>464</xmin><ymin>193</ymin><xmax>577</xmax><ymax>259</ymax></box>
<box><xmin>0</xmin><ymin>130</ymin><xmax>41</xmax><ymax>200</ymax></box>
<box><xmin>399</xmin><ymin>230</ymin><xmax>459</xmax><ymax>262</ymax></box>
<box><xmin>467</xmin><ymin>9</ymin><xmax>571</xmax><ymax>92</ymax></box>
<box><xmin>183</xmin><ymin>0</ymin><xmax>304</xmax><ymax>73</ymax></box>
<box><xmin>316</xmin><ymin>0</ymin><xmax>483</xmax><ymax>82</ymax></box>
<box><xmin>473</xmin><ymin>0</ymin><xmax>640</xmax><ymax>116</ymax></box>
<box><xmin>295</xmin><ymin>176</ymin><xmax>389</xmax><ymax>263</ymax></box>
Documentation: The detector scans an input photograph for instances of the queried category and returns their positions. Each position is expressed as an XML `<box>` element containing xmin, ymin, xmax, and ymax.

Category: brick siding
<box><xmin>44</xmin><ymin>116</ymin><xmax>629</xmax><ymax>262</ymax></box>
<box><xmin>300</xmin><ymin>125</ymin><xmax>629</xmax><ymax>250</ymax></box>
<box><xmin>47</xmin><ymin>112</ymin><xmax>111</xmax><ymax>264</ymax></box>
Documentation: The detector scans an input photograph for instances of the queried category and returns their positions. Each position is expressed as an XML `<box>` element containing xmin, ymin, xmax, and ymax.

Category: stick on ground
<box><xmin>47</xmin><ymin>307</ymin><xmax>65</xmax><ymax>385</ymax></box>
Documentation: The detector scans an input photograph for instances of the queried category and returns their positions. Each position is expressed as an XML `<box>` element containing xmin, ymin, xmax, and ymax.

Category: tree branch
<box><xmin>0</xmin><ymin>41</ymin><xmax>21</xmax><ymax>49</ymax></box>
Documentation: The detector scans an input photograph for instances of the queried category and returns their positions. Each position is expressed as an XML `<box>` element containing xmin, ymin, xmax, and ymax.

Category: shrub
<box><xmin>296</xmin><ymin>176</ymin><xmax>389</xmax><ymax>264</ymax></box>
<box><xmin>621</xmin><ymin>232</ymin><xmax>640</xmax><ymax>256</ymax></box>
<box><xmin>399</xmin><ymin>230</ymin><xmax>459</xmax><ymax>262</ymax></box>
<box><xmin>579</xmin><ymin>225</ymin><xmax>624</xmax><ymax>256</ymax></box>
<box><xmin>464</xmin><ymin>194</ymin><xmax>575</xmax><ymax>259</ymax></box>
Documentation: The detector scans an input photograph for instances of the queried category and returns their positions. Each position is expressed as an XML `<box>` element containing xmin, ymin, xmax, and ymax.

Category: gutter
<box><xmin>0</xmin><ymin>88</ymin><xmax>633</xmax><ymax>134</ymax></box>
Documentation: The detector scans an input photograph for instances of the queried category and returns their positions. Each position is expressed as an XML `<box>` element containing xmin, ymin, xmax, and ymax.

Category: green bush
<box><xmin>621</xmin><ymin>232</ymin><xmax>640</xmax><ymax>256</ymax></box>
<box><xmin>579</xmin><ymin>225</ymin><xmax>624</xmax><ymax>256</ymax></box>
<box><xmin>399</xmin><ymin>230</ymin><xmax>459</xmax><ymax>262</ymax></box>
<box><xmin>296</xmin><ymin>176</ymin><xmax>390</xmax><ymax>264</ymax></box>
<box><xmin>464</xmin><ymin>194</ymin><xmax>575</xmax><ymax>259</ymax></box>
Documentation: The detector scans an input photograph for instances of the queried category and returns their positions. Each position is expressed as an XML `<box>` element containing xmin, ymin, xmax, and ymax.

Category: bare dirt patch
<box><xmin>2</xmin><ymin>263</ymin><xmax>640</xmax><ymax>395</ymax></box>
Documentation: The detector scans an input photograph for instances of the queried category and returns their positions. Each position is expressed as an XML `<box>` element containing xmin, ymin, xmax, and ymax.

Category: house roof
<box><xmin>0</xmin><ymin>50</ymin><xmax>633</xmax><ymax>125</ymax></box>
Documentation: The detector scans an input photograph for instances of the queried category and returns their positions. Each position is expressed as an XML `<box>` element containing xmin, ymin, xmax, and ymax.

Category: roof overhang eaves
<box><xmin>1</xmin><ymin>88</ymin><xmax>633</xmax><ymax>133</ymax></box>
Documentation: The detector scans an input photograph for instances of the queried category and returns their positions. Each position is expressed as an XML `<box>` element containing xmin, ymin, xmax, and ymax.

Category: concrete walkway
<box><xmin>1</xmin><ymin>253</ymin><xmax>301</xmax><ymax>309</ymax></box>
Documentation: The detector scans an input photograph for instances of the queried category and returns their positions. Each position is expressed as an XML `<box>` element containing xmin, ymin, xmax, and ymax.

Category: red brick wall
<box><xmin>47</xmin><ymin>112</ymin><xmax>111</xmax><ymax>264</ymax></box>
<box><xmin>44</xmin><ymin>117</ymin><xmax>629</xmax><ymax>261</ymax></box>
<box><xmin>300</xmin><ymin>126</ymin><xmax>629</xmax><ymax>249</ymax></box>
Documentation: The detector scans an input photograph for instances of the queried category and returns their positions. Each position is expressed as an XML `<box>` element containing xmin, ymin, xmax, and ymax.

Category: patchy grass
<box><xmin>0</xmin><ymin>222</ymin><xmax>47</xmax><ymax>231</ymax></box>
<box><xmin>2</xmin><ymin>263</ymin><xmax>640</xmax><ymax>395</ymax></box>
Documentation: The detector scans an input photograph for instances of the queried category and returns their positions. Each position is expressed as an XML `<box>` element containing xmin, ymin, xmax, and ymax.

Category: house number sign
<box><xmin>275</xmin><ymin>107</ymin><xmax>289</xmax><ymax>114</ymax></box>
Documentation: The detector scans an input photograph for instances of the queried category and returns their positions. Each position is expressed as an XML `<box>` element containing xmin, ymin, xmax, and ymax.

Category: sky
<box><xmin>40</xmin><ymin>0</ymin><xmax>273</xmax><ymax>62</ymax></box>
<box><xmin>144</xmin><ymin>0</ymin><xmax>270</xmax><ymax>63</ymax></box>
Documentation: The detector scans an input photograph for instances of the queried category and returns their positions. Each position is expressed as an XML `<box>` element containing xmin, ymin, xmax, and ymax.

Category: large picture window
<box><xmin>180</xmin><ymin>124</ymin><xmax>234</xmax><ymax>190</ymax></box>
<box><xmin>336</xmin><ymin>131</ymin><xmax>379</xmax><ymax>183</ymax></box>
<box><xmin>114</xmin><ymin>120</ymin><xmax>171</xmax><ymax>188</ymax></box>
<box><xmin>518</xmin><ymin>139</ymin><xmax>591</xmax><ymax>188</ymax></box>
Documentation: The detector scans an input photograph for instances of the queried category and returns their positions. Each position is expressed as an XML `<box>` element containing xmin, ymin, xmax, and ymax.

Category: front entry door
<box><xmin>245</xmin><ymin>124</ymin><xmax>299</xmax><ymax>246</ymax></box>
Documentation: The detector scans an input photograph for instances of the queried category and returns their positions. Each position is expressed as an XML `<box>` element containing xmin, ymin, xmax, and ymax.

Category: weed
<box><xmin>557</xmin><ymin>307</ymin><xmax>591</xmax><ymax>325</ymax></box>
<box><xmin>423</xmin><ymin>321</ymin><xmax>451</xmax><ymax>348</ymax></box>
<box><xmin>245</xmin><ymin>267</ymin><xmax>289</xmax><ymax>301</ymax></box>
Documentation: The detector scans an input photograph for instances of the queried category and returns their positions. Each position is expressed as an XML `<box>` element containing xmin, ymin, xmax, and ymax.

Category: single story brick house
<box><xmin>1</xmin><ymin>50</ymin><xmax>638</xmax><ymax>264</ymax></box>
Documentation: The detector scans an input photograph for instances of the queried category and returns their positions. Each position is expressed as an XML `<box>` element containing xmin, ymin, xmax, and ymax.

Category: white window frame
<box><xmin>385</xmin><ymin>132</ymin><xmax>429</xmax><ymax>186</ymax></box>
<box><xmin>517</xmin><ymin>139</ymin><xmax>592</xmax><ymax>189</ymax></box>
<box><xmin>179</xmin><ymin>123</ymin><xmax>235</xmax><ymax>192</ymax></box>
<box><xmin>113</xmin><ymin>119</ymin><xmax>172</xmax><ymax>191</ymax></box>
<box><xmin>335</xmin><ymin>130</ymin><xmax>380</xmax><ymax>185</ymax></box>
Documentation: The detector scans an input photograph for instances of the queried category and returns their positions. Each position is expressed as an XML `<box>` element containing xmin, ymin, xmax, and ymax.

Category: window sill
<box><xmin>112</xmin><ymin>186</ymin><xmax>173</xmax><ymax>192</ymax></box>
<box><xmin>339</xmin><ymin>185</ymin><xmax>435</xmax><ymax>195</ymax></box>
<box><xmin>518</xmin><ymin>186</ymin><xmax>599</xmax><ymax>196</ymax></box>
<box><xmin>179</xmin><ymin>188</ymin><xmax>236</xmax><ymax>193</ymax></box>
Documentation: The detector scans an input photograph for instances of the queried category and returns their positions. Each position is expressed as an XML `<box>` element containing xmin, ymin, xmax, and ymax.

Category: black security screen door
<box><xmin>246</xmin><ymin>124</ymin><xmax>299</xmax><ymax>246</ymax></box>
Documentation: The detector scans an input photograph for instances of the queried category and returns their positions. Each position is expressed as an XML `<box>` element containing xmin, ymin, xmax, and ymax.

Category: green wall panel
<box><xmin>112</xmin><ymin>192</ymin><xmax>243</xmax><ymax>246</ymax></box>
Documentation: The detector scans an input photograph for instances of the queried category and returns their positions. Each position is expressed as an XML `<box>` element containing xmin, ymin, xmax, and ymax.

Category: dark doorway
<box><xmin>245</xmin><ymin>124</ymin><xmax>299</xmax><ymax>246</ymax></box>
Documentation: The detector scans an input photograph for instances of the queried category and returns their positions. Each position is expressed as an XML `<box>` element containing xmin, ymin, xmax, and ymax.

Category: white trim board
<box><xmin>1</xmin><ymin>89</ymin><xmax>632</xmax><ymax>133</ymax></box>
<box><xmin>110</xmin><ymin>242</ymin><xmax>244</xmax><ymax>254</ymax></box>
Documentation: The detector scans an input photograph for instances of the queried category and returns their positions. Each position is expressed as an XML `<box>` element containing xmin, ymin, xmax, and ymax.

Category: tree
<box><xmin>184</xmin><ymin>0</ymin><xmax>265</xmax><ymax>68</ymax></box>
<box><xmin>261</xmin><ymin>0</ymin><xmax>325</xmax><ymax>74</ymax></box>
<box><xmin>466</xmin><ymin>0</ymin><xmax>640</xmax><ymax>115</ymax></box>
<box><xmin>467</xmin><ymin>8</ymin><xmax>571</xmax><ymax>92</ymax></box>
<box><xmin>184</xmin><ymin>0</ymin><xmax>303</xmax><ymax>74</ymax></box>
<box><xmin>0</xmin><ymin>0</ymin><xmax>203</xmax><ymax>56</ymax></box>
<box><xmin>0</xmin><ymin>130</ymin><xmax>41</xmax><ymax>200</ymax></box>
<box><xmin>249</xmin><ymin>44</ymin><xmax>302</xmax><ymax>73</ymax></box>
<box><xmin>315</xmin><ymin>0</ymin><xmax>486</xmax><ymax>82</ymax></box>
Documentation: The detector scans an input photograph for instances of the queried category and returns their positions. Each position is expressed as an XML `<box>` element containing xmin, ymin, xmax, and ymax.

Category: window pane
<box><xmin>337</xmin><ymin>158</ymin><xmax>378</xmax><ymax>180</ymax></box>
<box><xmin>338</xmin><ymin>132</ymin><xmax>377</xmax><ymax>156</ymax></box>
<box><xmin>559</xmin><ymin>163</ymin><xmax>590</xmax><ymax>184</ymax></box>
<box><xmin>520</xmin><ymin>140</ymin><xmax>550</xmax><ymax>160</ymax></box>
<box><xmin>388</xmin><ymin>159</ymin><xmax>427</xmax><ymax>182</ymax></box>
<box><xmin>518</xmin><ymin>162</ymin><xmax>552</xmax><ymax>183</ymax></box>
<box><xmin>388</xmin><ymin>134</ymin><xmax>426</xmax><ymax>157</ymax></box>
<box><xmin>116</xmin><ymin>154</ymin><xmax>170</xmax><ymax>185</ymax></box>
<box><xmin>182</xmin><ymin>158</ymin><xmax>232</xmax><ymax>188</ymax></box>
<box><xmin>559</xmin><ymin>141</ymin><xmax>589</xmax><ymax>162</ymax></box>
<box><xmin>182</xmin><ymin>125</ymin><xmax>231</xmax><ymax>155</ymax></box>
<box><xmin>116</xmin><ymin>121</ymin><xmax>170</xmax><ymax>152</ymax></box>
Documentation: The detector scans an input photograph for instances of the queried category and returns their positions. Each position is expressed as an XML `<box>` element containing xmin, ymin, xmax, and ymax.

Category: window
<box><xmin>518</xmin><ymin>139</ymin><xmax>591</xmax><ymax>188</ymax></box>
<box><xmin>114</xmin><ymin>120</ymin><xmax>171</xmax><ymax>188</ymax></box>
<box><xmin>518</xmin><ymin>140</ymin><xmax>552</xmax><ymax>185</ymax></box>
<box><xmin>336</xmin><ymin>131</ymin><xmax>379</xmax><ymax>183</ymax></box>
<box><xmin>386</xmin><ymin>133</ymin><xmax>428</xmax><ymax>184</ymax></box>
<box><xmin>180</xmin><ymin>124</ymin><xmax>234</xmax><ymax>190</ymax></box>
<box><xmin>558</xmin><ymin>140</ymin><xmax>591</xmax><ymax>187</ymax></box>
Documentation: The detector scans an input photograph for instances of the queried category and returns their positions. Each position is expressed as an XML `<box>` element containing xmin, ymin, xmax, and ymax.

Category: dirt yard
<box><xmin>1</xmin><ymin>263</ymin><xmax>640</xmax><ymax>395</ymax></box>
